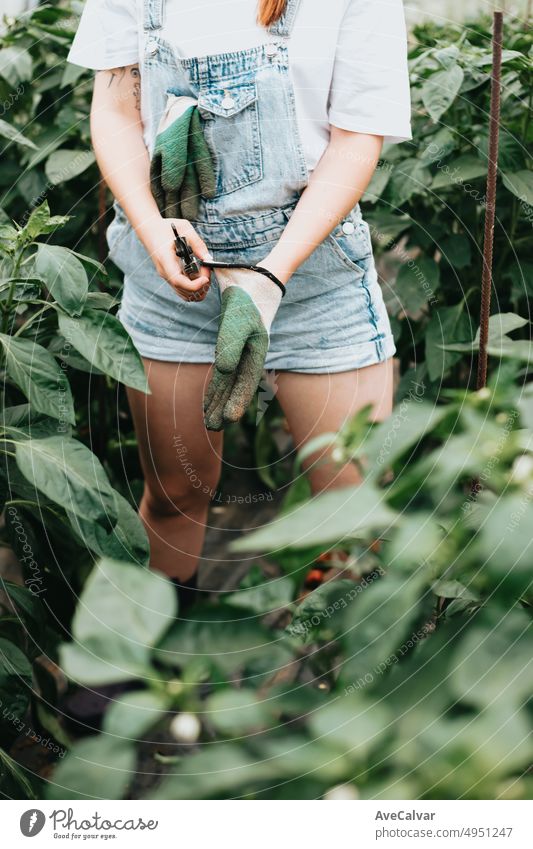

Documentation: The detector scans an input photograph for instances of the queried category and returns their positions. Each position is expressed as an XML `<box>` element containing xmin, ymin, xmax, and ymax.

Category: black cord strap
<box><xmin>203</xmin><ymin>260</ymin><xmax>286</xmax><ymax>297</ymax></box>
<box><xmin>172</xmin><ymin>226</ymin><xmax>286</xmax><ymax>297</ymax></box>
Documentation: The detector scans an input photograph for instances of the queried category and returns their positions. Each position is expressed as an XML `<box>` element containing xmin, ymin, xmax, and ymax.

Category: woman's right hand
<box><xmin>136</xmin><ymin>215</ymin><xmax>213</xmax><ymax>302</ymax></box>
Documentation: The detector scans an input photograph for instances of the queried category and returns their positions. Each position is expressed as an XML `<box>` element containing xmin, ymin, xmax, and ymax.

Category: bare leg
<box><xmin>126</xmin><ymin>360</ymin><xmax>223</xmax><ymax>581</ymax></box>
<box><xmin>276</xmin><ymin>359</ymin><xmax>394</xmax><ymax>493</ymax></box>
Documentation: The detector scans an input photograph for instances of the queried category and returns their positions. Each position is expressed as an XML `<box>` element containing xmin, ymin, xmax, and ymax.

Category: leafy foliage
<box><xmin>0</xmin><ymin>5</ymin><xmax>531</xmax><ymax>802</ymax></box>
<box><xmin>363</xmin><ymin>17</ymin><xmax>533</xmax><ymax>398</ymax></box>
<box><xmin>45</xmin><ymin>378</ymin><xmax>533</xmax><ymax>801</ymax></box>
<box><xmin>0</xmin><ymin>202</ymin><xmax>150</xmax><ymax>796</ymax></box>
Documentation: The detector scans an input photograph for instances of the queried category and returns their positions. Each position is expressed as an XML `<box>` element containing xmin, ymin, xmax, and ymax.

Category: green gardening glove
<box><xmin>150</xmin><ymin>94</ymin><xmax>217</xmax><ymax>220</ymax></box>
<box><xmin>204</xmin><ymin>269</ymin><xmax>283</xmax><ymax>431</ymax></box>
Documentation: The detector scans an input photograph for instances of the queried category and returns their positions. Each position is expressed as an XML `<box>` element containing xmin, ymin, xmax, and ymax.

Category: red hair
<box><xmin>257</xmin><ymin>0</ymin><xmax>287</xmax><ymax>27</ymax></box>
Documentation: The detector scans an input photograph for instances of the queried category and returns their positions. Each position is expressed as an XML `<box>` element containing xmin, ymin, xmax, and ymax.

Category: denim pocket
<box><xmin>197</xmin><ymin>78</ymin><xmax>263</xmax><ymax>196</ymax></box>
<box><xmin>327</xmin><ymin>219</ymin><xmax>372</xmax><ymax>277</ymax></box>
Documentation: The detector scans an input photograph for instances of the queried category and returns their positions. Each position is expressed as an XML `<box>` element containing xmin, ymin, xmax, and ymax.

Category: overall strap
<box><xmin>143</xmin><ymin>0</ymin><xmax>164</xmax><ymax>31</ymax></box>
<box><xmin>267</xmin><ymin>0</ymin><xmax>301</xmax><ymax>38</ymax></box>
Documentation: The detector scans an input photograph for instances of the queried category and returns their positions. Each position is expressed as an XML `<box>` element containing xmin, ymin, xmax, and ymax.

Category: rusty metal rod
<box><xmin>476</xmin><ymin>10</ymin><xmax>504</xmax><ymax>390</ymax></box>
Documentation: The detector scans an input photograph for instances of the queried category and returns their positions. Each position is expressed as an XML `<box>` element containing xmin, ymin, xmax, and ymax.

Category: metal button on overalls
<box><xmin>342</xmin><ymin>221</ymin><xmax>355</xmax><ymax>235</ymax></box>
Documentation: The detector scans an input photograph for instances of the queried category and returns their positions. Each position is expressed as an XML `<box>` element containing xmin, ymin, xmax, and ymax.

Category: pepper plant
<box><xmin>46</xmin><ymin>351</ymin><xmax>533</xmax><ymax>801</ymax></box>
<box><xmin>0</xmin><ymin>201</ymin><xmax>150</xmax><ymax>796</ymax></box>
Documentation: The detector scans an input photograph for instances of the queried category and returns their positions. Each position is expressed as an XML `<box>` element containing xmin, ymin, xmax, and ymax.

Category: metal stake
<box><xmin>476</xmin><ymin>10</ymin><xmax>504</xmax><ymax>390</ymax></box>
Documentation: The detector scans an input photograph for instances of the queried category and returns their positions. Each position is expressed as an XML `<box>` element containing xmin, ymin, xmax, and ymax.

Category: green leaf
<box><xmin>431</xmin><ymin>580</ymin><xmax>478</xmax><ymax>601</ymax></box>
<box><xmin>442</xmin><ymin>313</ymin><xmax>532</xmax><ymax>363</ymax></box>
<box><xmin>21</xmin><ymin>200</ymin><xmax>52</xmax><ymax>241</ymax></box>
<box><xmin>0</xmin><ymin>333</ymin><xmax>75</xmax><ymax>425</ymax></box>
<box><xmin>20</xmin><ymin>203</ymin><xmax>70</xmax><ymax>239</ymax></box>
<box><xmin>309</xmin><ymin>694</ymin><xmax>390</xmax><ymax>759</ymax></box>
<box><xmin>502</xmin><ymin>171</ymin><xmax>533</xmax><ymax>207</ymax></box>
<box><xmin>0</xmin><ymin>223</ymin><xmax>19</xmax><ymax>244</ymax></box>
<box><xmin>44</xmin><ymin>149</ymin><xmax>96</xmax><ymax>186</ymax></box>
<box><xmin>439</xmin><ymin>233</ymin><xmax>471</xmax><ymax>269</ymax></box>
<box><xmin>431</xmin><ymin>155</ymin><xmax>487</xmax><ymax>190</ymax></box>
<box><xmin>395</xmin><ymin>256</ymin><xmax>440</xmax><ymax>315</ymax></box>
<box><xmin>103</xmin><ymin>690</ymin><xmax>169</xmax><ymax>739</ymax></box>
<box><xmin>61</xmin><ymin>62</ymin><xmax>86</xmax><ymax>88</ymax></box>
<box><xmin>484</xmin><ymin>313</ymin><xmax>529</xmax><ymax>339</ymax></box>
<box><xmin>0</xmin><ymin>46</ymin><xmax>33</xmax><ymax>86</ymax></box>
<box><xmin>224</xmin><ymin>576</ymin><xmax>294</xmax><ymax>614</ymax></box>
<box><xmin>473</xmin><ymin>494</ymin><xmax>533</xmax><ymax>597</ymax></box>
<box><xmin>65</xmin><ymin>491</ymin><xmax>150</xmax><ymax>567</ymax></box>
<box><xmin>362</xmin><ymin>401</ymin><xmax>450</xmax><ymax>470</ymax></box>
<box><xmin>388</xmin><ymin>159</ymin><xmax>432</xmax><ymax>206</ymax></box>
<box><xmin>0</xmin><ymin>279</ymin><xmax>42</xmax><ymax>301</ymax></box>
<box><xmin>0</xmin><ymin>580</ymin><xmax>47</xmax><ymax>636</ymax></box>
<box><xmin>397</xmin><ymin>708</ymin><xmax>532</xmax><ymax>798</ymax></box>
<box><xmin>451</xmin><ymin>609</ymin><xmax>532</xmax><ymax>709</ymax></box>
<box><xmin>14</xmin><ymin>436</ymin><xmax>118</xmax><ymax>526</ymax></box>
<box><xmin>364</xmin><ymin>165</ymin><xmax>391</xmax><ymax>204</ymax></box>
<box><xmin>60</xmin><ymin>558</ymin><xmax>176</xmax><ymax>685</ymax></box>
<box><xmin>473</xmin><ymin>49</ymin><xmax>525</xmax><ymax>67</ymax></box>
<box><xmin>433</xmin><ymin>45</ymin><xmax>460</xmax><ymax>70</ymax></box>
<box><xmin>0</xmin><ymin>638</ymin><xmax>32</xmax><ymax>723</ymax></box>
<box><xmin>46</xmin><ymin>737</ymin><xmax>135</xmax><ymax>800</ymax></box>
<box><xmin>425</xmin><ymin>304</ymin><xmax>472</xmax><ymax>381</ymax></box>
<box><xmin>47</xmin><ymin>334</ymin><xmax>104</xmax><ymax>375</ymax></box>
<box><xmin>155</xmin><ymin>607</ymin><xmax>291</xmax><ymax>676</ymax></box>
<box><xmin>0</xmin><ymin>118</ymin><xmax>37</xmax><ymax>150</ymax></box>
<box><xmin>340</xmin><ymin>572</ymin><xmax>429</xmax><ymax>686</ymax></box>
<box><xmin>69</xmin><ymin>252</ymin><xmax>107</xmax><ymax>276</ymax></box>
<box><xmin>364</xmin><ymin>212</ymin><xmax>410</xmax><ymax>247</ymax></box>
<box><xmin>0</xmin><ymin>748</ymin><xmax>37</xmax><ymax>799</ymax></box>
<box><xmin>421</xmin><ymin>64</ymin><xmax>464</xmax><ymax>122</ymax></box>
<box><xmin>205</xmin><ymin>688</ymin><xmax>273</xmax><ymax>736</ymax></box>
<box><xmin>419</xmin><ymin>128</ymin><xmax>456</xmax><ymax>163</ymax></box>
<box><xmin>57</xmin><ymin>309</ymin><xmax>150</xmax><ymax>393</ymax></box>
<box><xmin>35</xmin><ymin>244</ymin><xmax>88</xmax><ymax>316</ymax></box>
<box><xmin>232</xmin><ymin>481</ymin><xmax>397</xmax><ymax>552</ymax></box>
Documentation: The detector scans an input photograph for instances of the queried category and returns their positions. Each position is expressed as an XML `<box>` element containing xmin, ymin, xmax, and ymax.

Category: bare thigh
<box><xmin>126</xmin><ymin>360</ymin><xmax>223</xmax><ymax>579</ymax></box>
<box><xmin>275</xmin><ymin>359</ymin><xmax>394</xmax><ymax>492</ymax></box>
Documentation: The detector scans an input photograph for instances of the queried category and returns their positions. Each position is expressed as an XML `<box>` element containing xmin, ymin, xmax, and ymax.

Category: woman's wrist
<box><xmin>259</xmin><ymin>247</ymin><xmax>297</xmax><ymax>285</ymax></box>
<box><xmin>133</xmin><ymin>210</ymin><xmax>165</xmax><ymax>244</ymax></box>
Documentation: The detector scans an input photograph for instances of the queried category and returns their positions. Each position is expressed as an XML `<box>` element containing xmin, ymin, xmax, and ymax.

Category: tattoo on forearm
<box><xmin>131</xmin><ymin>66</ymin><xmax>141</xmax><ymax>111</ymax></box>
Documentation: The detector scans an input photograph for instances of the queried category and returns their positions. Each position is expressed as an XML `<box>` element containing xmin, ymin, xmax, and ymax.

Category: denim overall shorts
<box><xmin>107</xmin><ymin>0</ymin><xmax>396</xmax><ymax>372</ymax></box>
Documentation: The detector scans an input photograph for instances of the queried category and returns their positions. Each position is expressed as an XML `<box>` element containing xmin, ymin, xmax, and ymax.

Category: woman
<box><xmin>68</xmin><ymin>0</ymin><xmax>411</xmax><ymax>600</ymax></box>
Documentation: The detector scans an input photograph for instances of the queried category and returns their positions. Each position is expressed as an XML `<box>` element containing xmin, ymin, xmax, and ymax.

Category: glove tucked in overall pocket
<box><xmin>149</xmin><ymin>92</ymin><xmax>217</xmax><ymax>220</ymax></box>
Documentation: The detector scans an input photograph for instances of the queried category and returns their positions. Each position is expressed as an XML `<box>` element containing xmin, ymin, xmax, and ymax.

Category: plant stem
<box><xmin>13</xmin><ymin>303</ymin><xmax>52</xmax><ymax>337</ymax></box>
<box><xmin>1</xmin><ymin>247</ymin><xmax>24</xmax><ymax>335</ymax></box>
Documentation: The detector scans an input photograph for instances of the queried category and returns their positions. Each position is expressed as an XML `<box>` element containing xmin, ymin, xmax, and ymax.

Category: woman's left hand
<box><xmin>204</xmin><ymin>264</ymin><xmax>285</xmax><ymax>430</ymax></box>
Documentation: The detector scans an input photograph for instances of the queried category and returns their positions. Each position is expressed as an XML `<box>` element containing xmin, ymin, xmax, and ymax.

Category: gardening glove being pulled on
<box><xmin>204</xmin><ymin>269</ymin><xmax>282</xmax><ymax>431</ymax></box>
<box><xmin>150</xmin><ymin>93</ymin><xmax>217</xmax><ymax>220</ymax></box>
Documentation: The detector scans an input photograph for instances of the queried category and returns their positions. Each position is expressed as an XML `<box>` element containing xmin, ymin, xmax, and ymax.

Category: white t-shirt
<box><xmin>67</xmin><ymin>0</ymin><xmax>412</xmax><ymax>172</ymax></box>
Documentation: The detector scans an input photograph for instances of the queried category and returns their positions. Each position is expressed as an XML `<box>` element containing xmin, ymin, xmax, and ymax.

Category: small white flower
<box><xmin>511</xmin><ymin>454</ymin><xmax>533</xmax><ymax>485</ymax></box>
<box><xmin>323</xmin><ymin>783</ymin><xmax>359</xmax><ymax>800</ymax></box>
<box><xmin>169</xmin><ymin>712</ymin><xmax>201</xmax><ymax>743</ymax></box>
